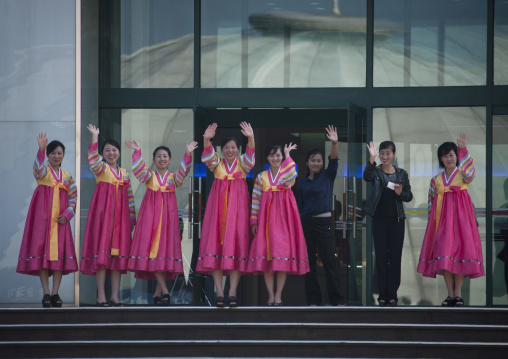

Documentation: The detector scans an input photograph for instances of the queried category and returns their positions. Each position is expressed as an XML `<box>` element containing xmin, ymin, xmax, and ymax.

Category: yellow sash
<box><xmin>434</xmin><ymin>173</ymin><xmax>468</xmax><ymax>233</ymax></box>
<box><xmin>96</xmin><ymin>167</ymin><xmax>130</xmax><ymax>256</ymax></box>
<box><xmin>214</xmin><ymin>160</ymin><xmax>246</xmax><ymax>245</ymax></box>
<box><xmin>261</xmin><ymin>171</ymin><xmax>288</xmax><ymax>261</ymax></box>
<box><xmin>146</xmin><ymin>172</ymin><xmax>176</xmax><ymax>258</ymax></box>
<box><xmin>37</xmin><ymin>167</ymin><xmax>70</xmax><ymax>261</ymax></box>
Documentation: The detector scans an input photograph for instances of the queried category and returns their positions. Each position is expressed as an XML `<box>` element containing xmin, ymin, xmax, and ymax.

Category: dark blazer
<box><xmin>362</xmin><ymin>161</ymin><xmax>413</xmax><ymax>220</ymax></box>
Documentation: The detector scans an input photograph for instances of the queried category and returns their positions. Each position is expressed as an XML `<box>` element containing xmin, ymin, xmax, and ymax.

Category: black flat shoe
<box><xmin>51</xmin><ymin>294</ymin><xmax>63</xmax><ymax>307</ymax></box>
<box><xmin>441</xmin><ymin>296</ymin><xmax>456</xmax><ymax>307</ymax></box>
<box><xmin>161</xmin><ymin>294</ymin><xmax>170</xmax><ymax>306</ymax></box>
<box><xmin>96</xmin><ymin>301</ymin><xmax>109</xmax><ymax>307</ymax></box>
<box><xmin>42</xmin><ymin>294</ymin><xmax>51</xmax><ymax>308</ymax></box>
<box><xmin>215</xmin><ymin>296</ymin><xmax>225</xmax><ymax>308</ymax></box>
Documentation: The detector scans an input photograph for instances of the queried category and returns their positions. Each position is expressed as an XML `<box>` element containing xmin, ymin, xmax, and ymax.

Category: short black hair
<box><xmin>437</xmin><ymin>141</ymin><xmax>459</xmax><ymax>169</ymax></box>
<box><xmin>46</xmin><ymin>140</ymin><xmax>65</xmax><ymax>157</ymax></box>
<box><xmin>265</xmin><ymin>143</ymin><xmax>284</xmax><ymax>161</ymax></box>
<box><xmin>153</xmin><ymin>146</ymin><xmax>171</xmax><ymax>159</ymax></box>
<box><xmin>305</xmin><ymin>148</ymin><xmax>324</xmax><ymax>163</ymax></box>
<box><xmin>101</xmin><ymin>139</ymin><xmax>121</xmax><ymax>154</ymax></box>
<box><xmin>379</xmin><ymin>141</ymin><xmax>396</xmax><ymax>153</ymax></box>
<box><xmin>221</xmin><ymin>134</ymin><xmax>241</xmax><ymax>150</ymax></box>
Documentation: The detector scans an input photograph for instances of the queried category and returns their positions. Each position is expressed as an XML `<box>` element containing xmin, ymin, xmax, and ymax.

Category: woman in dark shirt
<box><xmin>297</xmin><ymin>125</ymin><xmax>344</xmax><ymax>306</ymax></box>
<box><xmin>362</xmin><ymin>141</ymin><xmax>413</xmax><ymax>307</ymax></box>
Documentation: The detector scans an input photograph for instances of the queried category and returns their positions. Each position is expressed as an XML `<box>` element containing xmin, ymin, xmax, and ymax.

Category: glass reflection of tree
<box><xmin>494</xmin><ymin>178</ymin><xmax>508</xmax><ymax>299</ymax></box>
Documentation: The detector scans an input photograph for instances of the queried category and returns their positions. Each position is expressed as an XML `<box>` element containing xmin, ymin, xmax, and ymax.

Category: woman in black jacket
<box><xmin>363</xmin><ymin>141</ymin><xmax>413</xmax><ymax>307</ymax></box>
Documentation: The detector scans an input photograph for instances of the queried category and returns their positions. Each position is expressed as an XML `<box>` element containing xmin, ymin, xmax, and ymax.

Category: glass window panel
<box><xmin>495</xmin><ymin>1</ymin><xmax>508</xmax><ymax>85</ymax></box>
<box><xmin>372</xmin><ymin>107</ymin><xmax>486</xmax><ymax>305</ymax></box>
<box><xmin>492</xmin><ymin>115</ymin><xmax>508</xmax><ymax>305</ymax></box>
<box><xmin>101</xmin><ymin>0</ymin><xmax>194</xmax><ymax>88</ymax></box>
<box><xmin>0</xmin><ymin>0</ymin><xmax>76</xmax><ymax>305</ymax></box>
<box><xmin>201</xmin><ymin>0</ymin><xmax>366</xmax><ymax>88</ymax></box>
<box><xmin>374</xmin><ymin>0</ymin><xmax>487</xmax><ymax>87</ymax></box>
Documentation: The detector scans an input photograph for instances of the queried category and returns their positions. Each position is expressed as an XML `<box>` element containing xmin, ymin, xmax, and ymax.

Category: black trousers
<box><xmin>302</xmin><ymin>217</ymin><xmax>344</xmax><ymax>306</ymax></box>
<box><xmin>372</xmin><ymin>216</ymin><xmax>405</xmax><ymax>302</ymax></box>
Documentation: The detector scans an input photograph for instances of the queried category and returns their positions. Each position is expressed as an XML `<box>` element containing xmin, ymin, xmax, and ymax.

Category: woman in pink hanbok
<box><xmin>81</xmin><ymin>124</ymin><xmax>136</xmax><ymax>307</ymax></box>
<box><xmin>247</xmin><ymin>143</ymin><xmax>309</xmax><ymax>306</ymax></box>
<box><xmin>125</xmin><ymin>139</ymin><xmax>197</xmax><ymax>306</ymax></box>
<box><xmin>417</xmin><ymin>133</ymin><xmax>484</xmax><ymax>306</ymax></box>
<box><xmin>196</xmin><ymin>122</ymin><xmax>255</xmax><ymax>307</ymax></box>
<box><xmin>17</xmin><ymin>133</ymin><xmax>78</xmax><ymax>307</ymax></box>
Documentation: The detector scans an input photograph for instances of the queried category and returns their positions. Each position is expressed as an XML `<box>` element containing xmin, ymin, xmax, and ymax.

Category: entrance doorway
<box><xmin>189</xmin><ymin>106</ymin><xmax>366</xmax><ymax>306</ymax></box>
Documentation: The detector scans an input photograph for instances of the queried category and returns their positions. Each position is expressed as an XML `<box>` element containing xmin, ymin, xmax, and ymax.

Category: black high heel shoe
<box><xmin>42</xmin><ymin>294</ymin><xmax>51</xmax><ymax>308</ymax></box>
<box><xmin>50</xmin><ymin>294</ymin><xmax>63</xmax><ymax>307</ymax></box>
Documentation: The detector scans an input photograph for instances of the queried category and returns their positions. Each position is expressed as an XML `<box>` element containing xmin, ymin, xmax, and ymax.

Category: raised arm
<box><xmin>239</xmin><ymin>122</ymin><xmax>255</xmax><ymax>172</ymax></box>
<box><xmin>457</xmin><ymin>132</ymin><xmax>475</xmax><ymax>184</ymax></box>
<box><xmin>202</xmin><ymin>123</ymin><xmax>221</xmax><ymax>171</ymax></box>
<box><xmin>173</xmin><ymin>141</ymin><xmax>197</xmax><ymax>187</ymax></box>
<box><xmin>363</xmin><ymin>141</ymin><xmax>378</xmax><ymax>182</ymax></box>
<box><xmin>87</xmin><ymin>124</ymin><xmax>106</xmax><ymax>177</ymax></box>
<box><xmin>280</xmin><ymin>143</ymin><xmax>297</xmax><ymax>187</ymax></box>
<box><xmin>126</xmin><ymin>140</ymin><xmax>152</xmax><ymax>184</ymax></box>
<box><xmin>126</xmin><ymin>174</ymin><xmax>136</xmax><ymax>227</ymax></box>
<box><xmin>326</xmin><ymin>125</ymin><xmax>339</xmax><ymax>160</ymax></box>
<box><xmin>34</xmin><ymin>132</ymin><xmax>48</xmax><ymax>180</ymax></box>
<box><xmin>240</xmin><ymin>122</ymin><xmax>255</xmax><ymax>150</ymax></box>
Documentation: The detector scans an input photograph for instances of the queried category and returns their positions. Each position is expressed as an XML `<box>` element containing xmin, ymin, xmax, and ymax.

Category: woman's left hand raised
<box><xmin>284</xmin><ymin>142</ymin><xmax>297</xmax><ymax>158</ymax></box>
<box><xmin>186</xmin><ymin>141</ymin><xmax>198</xmax><ymax>154</ymax></box>
<box><xmin>457</xmin><ymin>132</ymin><xmax>468</xmax><ymax>150</ymax></box>
<box><xmin>240</xmin><ymin>122</ymin><xmax>254</xmax><ymax>138</ymax></box>
<box><xmin>325</xmin><ymin>125</ymin><xmax>338</xmax><ymax>144</ymax></box>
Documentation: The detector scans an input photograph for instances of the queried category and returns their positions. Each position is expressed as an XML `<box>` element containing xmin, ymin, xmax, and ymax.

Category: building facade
<box><xmin>1</xmin><ymin>0</ymin><xmax>508</xmax><ymax>307</ymax></box>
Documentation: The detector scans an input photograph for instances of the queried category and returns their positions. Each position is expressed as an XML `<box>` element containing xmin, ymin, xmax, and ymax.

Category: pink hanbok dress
<box><xmin>80</xmin><ymin>142</ymin><xmax>136</xmax><ymax>275</ymax></box>
<box><xmin>417</xmin><ymin>147</ymin><xmax>485</xmax><ymax>278</ymax></box>
<box><xmin>196</xmin><ymin>143</ymin><xmax>255</xmax><ymax>275</ymax></box>
<box><xmin>17</xmin><ymin>149</ymin><xmax>78</xmax><ymax>276</ymax></box>
<box><xmin>247</xmin><ymin>158</ymin><xmax>309</xmax><ymax>275</ymax></box>
<box><xmin>127</xmin><ymin>150</ymin><xmax>191</xmax><ymax>280</ymax></box>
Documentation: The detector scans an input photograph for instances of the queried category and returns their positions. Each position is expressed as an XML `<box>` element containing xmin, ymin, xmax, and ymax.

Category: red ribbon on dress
<box><xmin>111</xmin><ymin>178</ymin><xmax>130</xmax><ymax>256</ymax></box>
<box><xmin>149</xmin><ymin>184</ymin><xmax>176</xmax><ymax>258</ymax></box>
<box><xmin>220</xmin><ymin>172</ymin><xmax>243</xmax><ymax>245</ymax></box>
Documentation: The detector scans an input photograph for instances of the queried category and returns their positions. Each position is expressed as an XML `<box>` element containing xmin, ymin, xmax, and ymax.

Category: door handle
<box><xmin>198</xmin><ymin>177</ymin><xmax>202</xmax><ymax>238</ymax></box>
<box><xmin>188</xmin><ymin>176</ymin><xmax>193</xmax><ymax>239</ymax></box>
<box><xmin>343</xmin><ymin>176</ymin><xmax>347</xmax><ymax>238</ymax></box>
<box><xmin>353</xmin><ymin>176</ymin><xmax>357</xmax><ymax>238</ymax></box>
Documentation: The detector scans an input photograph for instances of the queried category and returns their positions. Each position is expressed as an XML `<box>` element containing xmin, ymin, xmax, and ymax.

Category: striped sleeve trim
<box><xmin>33</xmin><ymin>149</ymin><xmax>47</xmax><ymax>180</ymax></box>
<box><xmin>65</xmin><ymin>175</ymin><xmax>77</xmax><ymax>219</ymax></box>
<box><xmin>174</xmin><ymin>152</ymin><xmax>192</xmax><ymax>188</ymax></box>
<box><xmin>88</xmin><ymin>142</ymin><xmax>105</xmax><ymax>177</ymax></box>
<box><xmin>458</xmin><ymin>147</ymin><xmax>475</xmax><ymax>183</ymax></box>
<box><xmin>427</xmin><ymin>177</ymin><xmax>436</xmax><ymax>214</ymax></box>
<box><xmin>250</xmin><ymin>174</ymin><xmax>263</xmax><ymax>225</ymax></box>
<box><xmin>239</xmin><ymin>146</ymin><xmax>255</xmax><ymax>173</ymax></box>
<box><xmin>127</xmin><ymin>177</ymin><xmax>136</xmax><ymax>225</ymax></box>
<box><xmin>279</xmin><ymin>158</ymin><xmax>296</xmax><ymax>186</ymax></box>
<box><xmin>132</xmin><ymin>150</ymin><xmax>151</xmax><ymax>183</ymax></box>
<box><xmin>202</xmin><ymin>144</ymin><xmax>220</xmax><ymax>171</ymax></box>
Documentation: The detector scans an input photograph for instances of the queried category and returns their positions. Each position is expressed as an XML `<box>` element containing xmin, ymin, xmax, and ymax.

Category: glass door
<box><xmin>190</xmin><ymin>107</ymin><xmax>366</xmax><ymax>306</ymax></box>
